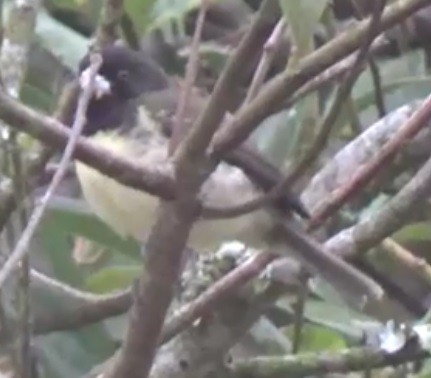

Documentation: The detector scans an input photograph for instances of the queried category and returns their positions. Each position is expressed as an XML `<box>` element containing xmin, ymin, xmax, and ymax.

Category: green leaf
<box><xmin>279</xmin><ymin>0</ymin><xmax>329</xmax><ymax>58</ymax></box>
<box><xmin>124</xmin><ymin>0</ymin><xmax>158</xmax><ymax>34</ymax></box>
<box><xmin>249</xmin><ymin>317</ymin><xmax>292</xmax><ymax>354</ymax></box>
<box><xmin>147</xmin><ymin>0</ymin><xmax>202</xmax><ymax>30</ymax></box>
<box><xmin>20</xmin><ymin>82</ymin><xmax>54</xmax><ymax>111</ymax></box>
<box><xmin>304</xmin><ymin>298</ymin><xmax>376</xmax><ymax>339</ymax></box>
<box><xmin>85</xmin><ymin>265</ymin><xmax>140</xmax><ymax>293</ymax></box>
<box><xmin>283</xmin><ymin>324</ymin><xmax>346</xmax><ymax>352</ymax></box>
<box><xmin>47</xmin><ymin>196</ymin><xmax>140</xmax><ymax>258</ymax></box>
<box><xmin>393</xmin><ymin>222</ymin><xmax>431</xmax><ymax>243</ymax></box>
<box><xmin>35</xmin><ymin>9</ymin><xmax>89</xmax><ymax>69</ymax></box>
<box><xmin>36</xmin><ymin>327</ymin><xmax>116</xmax><ymax>378</ymax></box>
<box><xmin>39</xmin><ymin>211</ymin><xmax>84</xmax><ymax>286</ymax></box>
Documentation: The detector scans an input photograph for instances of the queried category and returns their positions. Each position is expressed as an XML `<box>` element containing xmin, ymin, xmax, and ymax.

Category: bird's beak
<box><xmin>79</xmin><ymin>67</ymin><xmax>111</xmax><ymax>99</ymax></box>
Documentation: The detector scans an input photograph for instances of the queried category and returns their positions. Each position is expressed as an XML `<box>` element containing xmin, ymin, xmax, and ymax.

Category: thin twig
<box><xmin>291</xmin><ymin>268</ymin><xmax>309</xmax><ymax>354</ymax></box>
<box><xmin>382</xmin><ymin>238</ymin><xmax>431</xmax><ymax>288</ymax></box>
<box><xmin>308</xmin><ymin>90</ymin><xmax>431</xmax><ymax>230</ymax></box>
<box><xmin>105</xmin><ymin>4</ymin><xmax>280</xmax><ymax>378</ymax></box>
<box><xmin>210</xmin><ymin>0</ymin><xmax>429</xmax><ymax>157</ymax></box>
<box><xmin>0</xmin><ymin>91</ymin><xmax>176</xmax><ymax>199</ymax></box>
<box><xmin>0</xmin><ymin>54</ymin><xmax>102</xmax><ymax>287</ymax></box>
<box><xmin>244</xmin><ymin>19</ymin><xmax>286</xmax><ymax>104</ymax></box>
<box><xmin>169</xmin><ymin>0</ymin><xmax>210</xmax><ymax>154</ymax></box>
<box><xmin>202</xmin><ymin>0</ymin><xmax>387</xmax><ymax>220</ymax></box>
<box><xmin>351</xmin><ymin>0</ymin><xmax>387</xmax><ymax>118</ymax></box>
<box><xmin>33</xmin><ymin>251</ymin><xmax>275</xmax><ymax>335</ymax></box>
<box><xmin>0</xmin><ymin>1</ymin><xmax>39</xmax><ymax>375</ymax></box>
<box><xmin>230</xmin><ymin>343</ymin><xmax>428</xmax><ymax>378</ymax></box>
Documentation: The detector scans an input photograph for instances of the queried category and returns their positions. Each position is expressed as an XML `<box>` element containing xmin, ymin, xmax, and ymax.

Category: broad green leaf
<box><xmin>305</xmin><ymin>298</ymin><xmax>375</xmax><ymax>339</ymax></box>
<box><xmin>248</xmin><ymin>317</ymin><xmax>292</xmax><ymax>354</ymax></box>
<box><xmin>35</xmin><ymin>9</ymin><xmax>89</xmax><ymax>69</ymax></box>
<box><xmin>393</xmin><ymin>222</ymin><xmax>431</xmax><ymax>243</ymax></box>
<box><xmin>47</xmin><ymin>196</ymin><xmax>140</xmax><ymax>258</ymax></box>
<box><xmin>39</xmin><ymin>211</ymin><xmax>84</xmax><ymax>286</ymax></box>
<box><xmin>124</xmin><ymin>0</ymin><xmax>158</xmax><ymax>34</ymax></box>
<box><xmin>20</xmin><ymin>82</ymin><xmax>54</xmax><ymax>111</ymax></box>
<box><xmin>36</xmin><ymin>327</ymin><xmax>116</xmax><ymax>378</ymax></box>
<box><xmin>148</xmin><ymin>0</ymin><xmax>203</xmax><ymax>30</ymax></box>
<box><xmin>283</xmin><ymin>324</ymin><xmax>346</xmax><ymax>352</ymax></box>
<box><xmin>279</xmin><ymin>0</ymin><xmax>329</xmax><ymax>59</ymax></box>
<box><xmin>85</xmin><ymin>265</ymin><xmax>140</xmax><ymax>293</ymax></box>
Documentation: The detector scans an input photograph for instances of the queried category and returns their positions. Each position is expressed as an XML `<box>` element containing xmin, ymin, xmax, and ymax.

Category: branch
<box><xmin>201</xmin><ymin>10</ymin><xmax>387</xmax><ymax>220</ymax></box>
<box><xmin>159</xmin><ymin>250</ymin><xmax>276</xmax><ymax>344</ymax></box>
<box><xmin>33</xmin><ymin>250</ymin><xmax>275</xmax><ymax>336</ymax></box>
<box><xmin>230</xmin><ymin>342</ymin><xmax>427</xmax><ymax>378</ymax></box>
<box><xmin>243</xmin><ymin>19</ymin><xmax>286</xmax><ymax>104</ymax></box>
<box><xmin>325</xmin><ymin>149</ymin><xmax>431</xmax><ymax>260</ymax></box>
<box><xmin>0</xmin><ymin>53</ymin><xmax>103</xmax><ymax>287</ymax></box>
<box><xmin>169</xmin><ymin>0</ymin><xmax>209</xmax><ymax>154</ymax></box>
<box><xmin>105</xmin><ymin>3</ymin><xmax>280</xmax><ymax>377</ymax></box>
<box><xmin>0</xmin><ymin>90</ymin><xmax>175</xmax><ymax>199</ymax></box>
<box><xmin>31</xmin><ymin>270</ymin><xmax>132</xmax><ymax>334</ymax></box>
<box><xmin>176</xmin><ymin>0</ymin><xmax>279</xmax><ymax>158</ymax></box>
<box><xmin>308</xmin><ymin>92</ymin><xmax>431</xmax><ymax>230</ymax></box>
<box><xmin>210</xmin><ymin>0</ymin><xmax>431</xmax><ymax>156</ymax></box>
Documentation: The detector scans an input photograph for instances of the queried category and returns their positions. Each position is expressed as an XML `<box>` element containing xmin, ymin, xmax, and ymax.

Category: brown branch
<box><xmin>308</xmin><ymin>92</ymin><xmax>431</xmax><ymax>230</ymax></box>
<box><xmin>34</xmin><ymin>251</ymin><xmax>275</xmax><ymax>335</ymax></box>
<box><xmin>351</xmin><ymin>0</ymin><xmax>387</xmax><ymax>118</ymax></box>
<box><xmin>0</xmin><ymin>90</ymin><xmax>175</xmax><ymax>199</ymax></box>
<box><xmin>0</xmin><ymin>54</ymin><xmax>103</xmax><ymax>287</ymax></box>
<box><xmin>0</xmin><ymin>80</ymin><xmax>82</xmax><ymax>233</ymax></box>
<box><xmin>210</xmin><ymin>0</ymin><xmax>431</xmax><ymax>157</ymax></box>
<box><xmin>325</xmin><ymin>149</ymin><xmax>431</xmax><ymax>260</ymax></box>
<box><xmin>169</xmin><ymin>0</ymin><xmax>209</xmax><ymax>154</ymax></box>
<box><xmin>279</xmin><ymin>221</ymin><xmax>383</xmax><ymax>301</ymax></box>
<box><xmin>202</xmin><ymin>2</ymin><xmax>386</xmax><ymax>221</ymax></box>
<box><xmin>382</xmin><ymin>238</ymin><xmax>431</xmax><ymax>288</ymax></box>
<box><xmin>105</xmin><ymin>4</ymin><xmax>280</xmax><ymax>377</ymax></box>
<box><xmin>176</xmin><ymin>0</ymin><xmax>279</xmax><ymax>159</ymax></box>
<box><xmin>159</xmin><ymin>250</ymin><xmax>276</xmax><ymax>344</ymax></box>
<box><xmin>244</xmin><ymin>19</ymin><xmax>286</xmax><ymax>104</ymax></box>
<box><xmin>230</xmin><ymin>342</ymin><xmax>427</xmax><ymax>378</ymax></box>
<box><xmin>32</xmin><ymin>271</ymin><xmax>132</xmax><ymax>334</ymax></box>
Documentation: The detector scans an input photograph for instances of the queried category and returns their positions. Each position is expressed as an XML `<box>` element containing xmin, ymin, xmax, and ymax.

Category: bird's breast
<box><xmin>75</xmin><ymin>131</ymin><xmax>272</xmax><ymax>252</ymax></box>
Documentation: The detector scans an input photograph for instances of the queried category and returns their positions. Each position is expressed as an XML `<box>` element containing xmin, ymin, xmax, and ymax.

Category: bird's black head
<box><xmin>70</xmin><ymin>44</ymin><xmax>169</xmax><ymax>136</ymax></box>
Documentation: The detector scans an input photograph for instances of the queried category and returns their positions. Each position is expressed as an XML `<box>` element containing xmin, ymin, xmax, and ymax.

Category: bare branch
<box><xmin>210</xmin><ymin>0</ymin><xmax>431</xmax><ymax>156</ymax></box>
<box><xmin>244</xmin><ymin>19</ymin><xmax>286</xmax><ymax>104</ymax></box>
<box><xmin>230</xmin><ymin>343</ymin><xmax>428</xmax><ymax>378</ymax></box>
<box><xmin>105</xmin><ymin>3</ymin><xmax>280</xmax><ymax>377</ymax></box>
<box><xmin>308</xmin><ymin>92</ymin><xmax>431</xmax><ymax>230</ymax></box>
<box><xmin>169</xmin><ymin>0</ymin><xmax>210</xmax><ymax>154</ymax></box>
<box><xmin>325</xmin><ymin>150</ymin><xmax>431</xmax><ymax>260</ymax></box>
<box><xmin>160</xmin><ymin>250</ymin><xmax>276</xmax><ymax>344</ymax></box>
<box><xmin>0</xmin><ymin>91</ymin><xmax>176</xmax><ymax>199</ymax></box>
<box><xmin>0</xmin><ymin>53</ymin><xmax>103</xmax><ymax>287</ymax></box>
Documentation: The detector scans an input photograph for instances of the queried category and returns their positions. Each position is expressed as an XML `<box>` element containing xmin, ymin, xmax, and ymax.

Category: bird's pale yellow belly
<box><xmin>75</xmin><ymin>132</ymin><xmax>271</xmax><ymax>252</ymax></box>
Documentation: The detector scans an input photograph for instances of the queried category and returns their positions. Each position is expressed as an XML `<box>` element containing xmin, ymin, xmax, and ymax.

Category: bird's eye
<box><xmin>118</xmin><ymin>70</ymin><xmax>129</xmax><ymax>80</ymax></box>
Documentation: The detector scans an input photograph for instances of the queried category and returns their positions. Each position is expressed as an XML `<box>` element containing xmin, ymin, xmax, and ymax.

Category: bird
<box><xmin>69</xmin><ymin>44</ymin><xmax>308</xmax><ymax>252</ymax></box>
<box><xmin>66</xmin><ymin>44</ymin><xmax>382</xmax><ymax>301</ymax></box>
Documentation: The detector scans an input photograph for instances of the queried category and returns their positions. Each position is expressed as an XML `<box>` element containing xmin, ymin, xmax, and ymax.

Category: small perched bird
<box><xmin>67</xmin><ymin>45</ymin><xmax>381</xmax><ymax>300</ymax></box>
<box><xmin>70</xmin><ymin>44</ymin><xmax>308</xmax><ymax>251</ymax></box>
